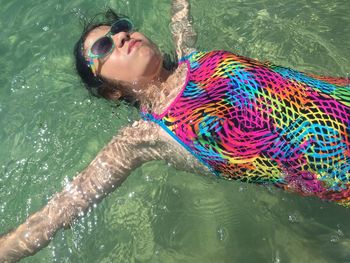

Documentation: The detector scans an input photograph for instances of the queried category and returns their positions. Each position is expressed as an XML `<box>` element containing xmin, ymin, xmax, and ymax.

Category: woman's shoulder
<box><xmin>117</xmin><ymin>119</ymin><xmax>163</xmax><ymax>145</ymax></box>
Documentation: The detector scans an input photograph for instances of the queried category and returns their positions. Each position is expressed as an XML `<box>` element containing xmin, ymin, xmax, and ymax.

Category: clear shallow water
<box><xmin>0</xmin><ymin>0</ymin><xmax>349</xmax><ymax>262</ymax></box>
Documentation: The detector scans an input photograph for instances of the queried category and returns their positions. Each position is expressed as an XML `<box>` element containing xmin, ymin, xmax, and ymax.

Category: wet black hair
<box><xmin>73</xmin><ymin>8</ymin><xmax>178</xmax><ymax>103</ymax></box>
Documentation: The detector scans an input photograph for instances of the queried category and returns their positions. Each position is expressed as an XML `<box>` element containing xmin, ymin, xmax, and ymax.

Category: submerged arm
<box><xmin>0</xmin><ymin>120</ymin><xmax>164</xmax><ymax>262</ymax></box>
<box><xmin>171</xmin><ymin>0</ymin><xmax>197</xmax><ymax>58</ymax></box>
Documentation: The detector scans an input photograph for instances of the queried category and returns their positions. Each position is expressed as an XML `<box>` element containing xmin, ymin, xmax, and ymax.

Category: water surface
<box><xmin>0</xmin><ymin>0</ymin><xmax>349</xmax><ymax>262</ymax></box>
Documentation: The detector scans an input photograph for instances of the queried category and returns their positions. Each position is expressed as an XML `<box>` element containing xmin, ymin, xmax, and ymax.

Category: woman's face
<box><xmin>84</xmin><ymin>26</ymin><xmax>163</xmax><ymax>86</ymax></box>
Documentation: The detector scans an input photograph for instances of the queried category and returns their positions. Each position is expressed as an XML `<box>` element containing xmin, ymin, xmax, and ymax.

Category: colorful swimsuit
<box><xmin>142</xmin><ymin>51</ymin><xmax>350</xmax><ymax>206</ymax></box>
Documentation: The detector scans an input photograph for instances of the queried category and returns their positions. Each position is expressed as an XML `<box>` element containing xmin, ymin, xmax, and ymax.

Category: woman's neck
<box><xmin>139</xmin><ymin>62</ymin><xmax>188</xmax><ymax>114</ymax></box>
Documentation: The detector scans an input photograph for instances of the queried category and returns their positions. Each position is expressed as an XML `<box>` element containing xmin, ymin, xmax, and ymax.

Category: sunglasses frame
<box><xmin>85</xmin><ymin>18</ymin><xmax>134</xmax><ymax>76</ymax></box>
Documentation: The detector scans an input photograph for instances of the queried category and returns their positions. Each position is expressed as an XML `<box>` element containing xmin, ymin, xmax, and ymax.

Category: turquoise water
<box><xmin>0</xmin><ymin>0</ymin><xmax>349</xmax><ymax>262</ymax></box>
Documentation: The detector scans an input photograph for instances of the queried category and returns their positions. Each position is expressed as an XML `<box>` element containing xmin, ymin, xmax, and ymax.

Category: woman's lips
<box><xmin>128</xmin><ymin>40</ymin><xmax>142</xmax><ymax>54</ymax></box>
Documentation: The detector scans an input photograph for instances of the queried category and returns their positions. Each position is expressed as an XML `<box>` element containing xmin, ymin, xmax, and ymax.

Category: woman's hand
<box><xmin>0</xmin><ymin>120</ymin><xmax>164</xmax><ymax>262</ymax></box>
<box><xmin>171</xmin><ymin>0</ymin><xmax>197</xmax><ymax>58</ymax></box>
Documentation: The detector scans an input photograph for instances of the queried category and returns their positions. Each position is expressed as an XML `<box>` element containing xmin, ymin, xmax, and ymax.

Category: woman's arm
<box><xmin>0</xmin><ymin>120</ymin><xmax>164</xmax><ymax>262</ymax></box>
<box><xmin>171</xmin><ymin>0</ymin><xmax>197</xmax><ymax>58</ymax></box>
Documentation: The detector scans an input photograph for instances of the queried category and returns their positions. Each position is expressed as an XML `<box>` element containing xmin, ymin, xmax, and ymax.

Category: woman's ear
<box><xmin>106</xmin><ymin>89</ymin><xmax>123</xmax><ymax>101</ymax></box>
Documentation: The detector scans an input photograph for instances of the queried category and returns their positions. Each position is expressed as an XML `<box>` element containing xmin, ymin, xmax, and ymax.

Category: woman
<box><xmin>0</xmin><ymin>0</ymin><xmax>349</xmax><ymax>261</ymax></box>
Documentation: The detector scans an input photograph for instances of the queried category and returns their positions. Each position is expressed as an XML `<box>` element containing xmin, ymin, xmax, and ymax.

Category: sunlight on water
<box><xmin>0</xmin><ymin>0</ymin><xmax>349</xmax><ymax>262</ymax></box>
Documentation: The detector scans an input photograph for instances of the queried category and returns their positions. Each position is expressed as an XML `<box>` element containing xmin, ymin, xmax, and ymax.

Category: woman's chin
<box><xmin>140</xmin><ymin>57</ymin><xmax>163</xmax><ymax>81</ymax></box>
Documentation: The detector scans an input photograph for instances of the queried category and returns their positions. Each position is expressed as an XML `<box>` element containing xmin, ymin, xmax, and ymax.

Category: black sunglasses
<box><xmin>86</xmin><ymin>18</ymin><xmax>134</xmax><ymax>75</ymax></box>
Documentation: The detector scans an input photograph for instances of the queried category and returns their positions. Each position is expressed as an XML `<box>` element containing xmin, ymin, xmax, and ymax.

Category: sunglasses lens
<box><xmin>90</xmin><ymin>36</ymin><xmax>113</xmax><ymax>56</ymax></box>
<box><xmin>110</xmin><ymin>19</ymin><xmax>133</xmax><ymax>35</ymax></box>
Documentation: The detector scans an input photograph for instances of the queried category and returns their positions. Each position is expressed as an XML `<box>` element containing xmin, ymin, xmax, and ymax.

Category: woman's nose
<box><xmin>112</xmin><ymin>31</ymin><xmax>130</xmax><ymax>49</ymax></box>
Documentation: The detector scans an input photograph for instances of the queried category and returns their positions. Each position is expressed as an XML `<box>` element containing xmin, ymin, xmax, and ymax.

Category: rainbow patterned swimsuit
<box><xmin>142</xmin><ymin>51</ymin><xmax>350</xmax><ymax>206</ymax></box>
